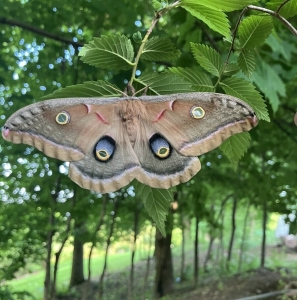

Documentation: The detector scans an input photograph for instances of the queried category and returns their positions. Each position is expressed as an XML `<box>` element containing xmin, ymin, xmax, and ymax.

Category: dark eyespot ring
<box><xmin>94</xmin><ymin>136</ymin><xmax>116</xmax><ymax>162</ymax></box>
<box><xmin>56</xmin><ymin>111</ymin><xmax>71</xmax><ymax>125</ymax></box>
<box><xmin>190</xmin><ymin>106</ymin><xmax>205</xmax><ymax>119</ymax></box>
<box><xmin>149</xmin><ymin>134</ymin><xmax>171</xmax><ymax>159</ymax></box>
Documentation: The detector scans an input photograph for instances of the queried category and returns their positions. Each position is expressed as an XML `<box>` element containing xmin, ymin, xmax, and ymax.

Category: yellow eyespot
<box><xmin>190</xmin><ymin>106</ymin><xmax>205</xmax><ymax>119</ymax></box>
<box><xmin>157</xmin><ymin>147</ymin><xmax>170</xmax><ymax>158</ymax></box>
<box><xmin>150</xmin><ymin>134</ymin><xmax>171</xmax><ymax>159</ymax></box>
<box><xmin>56</xmin><ymin>111</ymin><xmax>71</xmax><ymax>125</ymax></box>
<box><xmin>94</xmin><ymin>136</ymin><xmax>115</xmax><ymax>162</ymax></box>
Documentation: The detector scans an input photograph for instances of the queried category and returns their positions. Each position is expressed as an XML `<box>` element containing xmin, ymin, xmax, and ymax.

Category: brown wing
<box><xmin>140</xmin><ymin>92</ymin><xmax>258</xmax><ymax>156</ymax></box>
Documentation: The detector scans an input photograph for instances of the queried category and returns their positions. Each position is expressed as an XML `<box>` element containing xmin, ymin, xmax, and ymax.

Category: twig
<box><xmin>0</xmin><ymin>17</ymin><xmax>84</xmax><ymax>47</ymax></box>
<box><xmin>225</xmin><ymin>1</ymin><xmax>297</xmax><ymax>66</ymax></box>
<box><xmin>128</xmin><ymin>1</ymin><xmax>181</xmax><ymax>87</ymax></box>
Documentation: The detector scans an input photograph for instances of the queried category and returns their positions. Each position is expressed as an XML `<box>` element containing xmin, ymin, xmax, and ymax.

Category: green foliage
<box><xmin>220</xmin><ymin>77</ymin><xmax>270</xmax><ymax>121</ymax></box>
<box><xmin>0</xmin><ymin>285</ymin><xmax>35</xmax><ymax>300</ymax></box>
<box><xmin>135</xmin><ymin>183</ymin><xmax>173</xmax><ymax>236</ymax></box>
<box><xmin>41</xmin><ymin>81</ymin><xmax>122</xmax><ymax>100</ymax></box>
<box><xmin>134</xmin><ymin>73</ymin><xmax>193</xmax><ymax>95</ymax></box>
<box><xmin>79</xmin><ymin>34</ymin><xmax>135</xmax><ymax>70</ymax></box>
<box><xmin>220</xmin><ymin>132</ymin><xmax>251</xmax><ymax>170</ymax></box>
<box><xmin>266</xmin><ymin>0</ymin><xmax>297</xmax><ymax>18</ymax></box>
<box><xmin>141</xmin><ymin>37</ymin><xmax>181</xmax><ymax>61</ymax></box>
<box><xmin>238</xmin><ymin>16</ymin><xmax>274</xmax><ymax>49</ymax></box>
<box><xmin>169</xmin><ymin>67</ymin><xmax>214</xmax><ymax>92</ymax></box>
<box><xmin>1</xmin><ymin>0</ymin><xmax>297</xmax><ymax>293</ymax></box>
<box><xmin>252</xmin><ymin>60</ymin><xmax>286</xmax><ymax>112</ymax></box>
<box><xmin>180</xmin><ymin>0</ymin><xmax>231</xmax><ymax>38</ymax></box>
<box><xmin>190</xmin><ymin>43</ymin><xmax>224</xmax><ymax>77</ymax></box>
<box><xmin>237</xmin><ymin>50</ymin><xmax>256</xmax><ymax>77</ymax></box>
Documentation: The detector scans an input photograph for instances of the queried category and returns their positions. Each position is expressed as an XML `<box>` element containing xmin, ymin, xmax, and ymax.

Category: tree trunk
<box><xmin>194</xmin><ymin>216</ymin><xmax>199</xmax><ymax>286</ymax></box>
<box><xmin>154</xmin><ymin>210</ymin><xmax>174</xmax><ymax>298</ymax></box>
<box><xmin>98</xmin><ymin>199</ymin><xmax>119</xmax><ymax>298</ymax></box>
<box><xmin>82</xmin><ymin>195</ymin><xmax>107</xmax><ymax>300</ymax></box>
<box><xmin>261</xmin><ymin>199</ymin><xmax>267</xmax><ymax>267</ymax></box>
<box><xmin>226</xmin><ymin>197</ymin><xmax>237</xmax><ymax>270</ymax></box>
<box><xmin>238</xmin><ymin>202</ymin><xmax>250</xmax><ymax>272</ymax></box>
<box><xmin>180</xmin><ymin>215</ymin><xmax>185</xmax><ymax>281</ymax></box>
<box><xmin>69</xmin><ymin>221</ymin><xmax>85</xmax><ymax>288</ymax></box>
<box><xmin>44</xmin><ymin>212</ymin><xmax>54</xmax><ymax>300</ymax></box>
<box><xmin>51</xmin><ymin>215</ymin><xmax>72</xmax><ymax>299</ymax></box>
<box><xmin>142</xmin><ymin>224</ymin><xmax>154</xmax><ymax>298</ymax></box>
<box><xmin>203</xmin><ymin>236</ymin><xmax>214</xmax><ymax>272</ymax></box>
<box><xmin>128</xmin><ymin>198</ymin><xmax>140</xmax><ymax>298</ymax></box>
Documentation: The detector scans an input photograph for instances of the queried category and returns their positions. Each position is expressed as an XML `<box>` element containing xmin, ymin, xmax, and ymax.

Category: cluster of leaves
<box><xmin>39</xmin><ymin>0</ymin><xmax>297</xmax><ymax>234</ymax></box>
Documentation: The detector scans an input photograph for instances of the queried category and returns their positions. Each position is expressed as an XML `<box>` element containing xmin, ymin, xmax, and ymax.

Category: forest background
<box><xmin>0</xmin><ymin>0</ymin><xmax>297</xmax><ymax>299</ymax></box>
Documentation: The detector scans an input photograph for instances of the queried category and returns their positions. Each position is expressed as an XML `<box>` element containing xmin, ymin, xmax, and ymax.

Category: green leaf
<box><xmin>237</xmin><ymin>50</ymin><xmax>256</xmax><ymax>77</ymax></box>
<box><xmin>238</xmin><ymin>15</ymin><xmax>273</xmax><ymax>49</ymax></box>
<box><xmin>181</xmin><ymin>0</ymin><xmax>257</xmax><ymax>12</ymax></box>
<box><xmin>41</xmin><ymin>81</ymin><xmax>121</xmax><ymax>100</ymax></box>
<box><xmin>223</xmin><ymin>63</ymin><xmax>240</xmax><ymax>76</ymax></box>
<box><xmin>220</xmin><ymin>132</ymin><xmax>251</xmax><ymax>170</ymax></box>
<box><xmin>134</xmin><ymin>73</ymin><xmax>193</xmax><ymax>95</ymax></box>
<box><xmin>169</xmin><ymin>67</ymin><xmax>214</xmax><ymax>92</ymax></box>
<box><xmin>136</xmin><ymin>183</ymin><xmax>173</xmax><ymax>237</ymax></box>
<box><xmin>220</xmin><ymin>77</ymin><xmax>270</xmax><ymax>121</ymax></box>
<box><xmin>141</xmin><ymin>37</ymin><xmax>181</xmax><ymax>61</ymax></box>
<box><xmin>266</xmin><ymin>0</ymin><xmax>297</xmax><ymax>18</ymax></box>
<box><xmin>190</xmin><ymin>43</ymin><xmax>224</xmax><ymax>77</ymax></box>
<box><xmin>251</xmin><ymin>61</ymin><xmax>286</xmax><ymax>112</ymax></box>
<box><xmin>133</xmin><ymin>31</ymin><xmax>142</xmax><ymax>44</ymax></box>
<box><xmin>181</xmin><ymin>2</ymin><xmax>230</xmax><ymax>38</ymax></box>
<box><xmin>79</xmin><ymin>34</ymin><xmax>135</xmax><ymax>70</ymax></box>
<box><xmin>152</xmin><ymin>0</ymin><xmax>164</xmax><ymax>10</ymax></box>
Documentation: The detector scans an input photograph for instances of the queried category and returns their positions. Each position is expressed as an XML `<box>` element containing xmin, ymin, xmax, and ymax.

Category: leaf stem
<box><xmin>225</xmin><ymin>1</ymin><xmax>297</xmax><ymax>68</ymax></box>
<box><xmin>129</xmin><ymin>1</ymin><xmax>181</xmax><ymax>88</ymax></box>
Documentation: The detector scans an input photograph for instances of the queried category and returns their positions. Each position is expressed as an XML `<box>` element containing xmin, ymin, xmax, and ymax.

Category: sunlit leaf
<box><xmin>181</xmin><ymin>2</ymin><xmax>230</xmax><ymax>38</ymax></box>
<box><xmin>79</xmin><ymin>34</ymin><xmax>135</xmax><ymax>70</ymax></box>
<box><xmin>238</xmin><ymin>15</ymin><xmax>273</xmax><ymax>49</ymax></box>
<box><xmin>181</xmin><ymin>0</ymin><xmax>257</xmax><ymax>12</ymax></box>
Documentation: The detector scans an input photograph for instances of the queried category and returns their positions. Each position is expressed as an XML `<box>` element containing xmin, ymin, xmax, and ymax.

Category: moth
<box><xmin>2</xmin><ymin>92</ymin><xmax>258</xmax><ymax>193</ymax></box>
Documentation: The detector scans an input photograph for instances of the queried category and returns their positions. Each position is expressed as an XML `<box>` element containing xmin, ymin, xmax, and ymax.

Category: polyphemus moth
<box><xmin>294</xmin><ymin>112</ymin><xmax>297</xmax><ymax>126</ymax></box>
<box><xmin>2</xmin><ymin>92</ymin><xmax>258</xmax><ymax>193</ymax></box>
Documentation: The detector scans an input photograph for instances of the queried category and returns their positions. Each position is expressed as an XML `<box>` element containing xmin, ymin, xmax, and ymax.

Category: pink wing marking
<box><xmin>2</xmin><ymin>127</ymin><xmax>10</xmax><ymax>138</ymax></box>
<box><xmin>153</xmin><ymin>100</ymin><xmax>175</xmax><ymax>122</ymax></box>
<box><xmin>95</xmin><ymin>112</ymin><xmax>109</xmax><ymax>124</ymax></box>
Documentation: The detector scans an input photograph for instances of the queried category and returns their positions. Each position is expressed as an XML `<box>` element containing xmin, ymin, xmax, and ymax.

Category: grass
<box><xmin>7</xmin><ymin>251</ymin><xmax>147</xmax><ymax>300</ymax></box>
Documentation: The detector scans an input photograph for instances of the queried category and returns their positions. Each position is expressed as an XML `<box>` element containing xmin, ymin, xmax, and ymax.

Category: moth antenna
<box><xmin>133</xmin><ymin>84</ymin><xmax>151</xmax><ymax>97</ymax></box>
<box><xmin>104</xmin><ymin>83</ymin><xmax>128</xmax><ymax>97</ymax></box>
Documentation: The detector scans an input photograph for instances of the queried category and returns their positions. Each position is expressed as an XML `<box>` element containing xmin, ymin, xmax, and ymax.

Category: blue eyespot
<box><xmin>94</xmin><ymin>136</ymin><xmax>115</xmax><ymax>162</ymax></box>
<box><xmin>149</xmin><ymin>134</ymin><xmax>171</xmax><ymax>159</ymax></box>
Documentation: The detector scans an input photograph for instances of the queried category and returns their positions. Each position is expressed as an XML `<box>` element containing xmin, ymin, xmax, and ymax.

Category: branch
<box><xmin>225</xmin><ymin>1</ymin><xmax>297</xmax><ymax>66</ymax></box>
<box><xmin>0</xmin><ymin>17</ymin><xmax>84</xmax><ymax>48</ymax></box>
